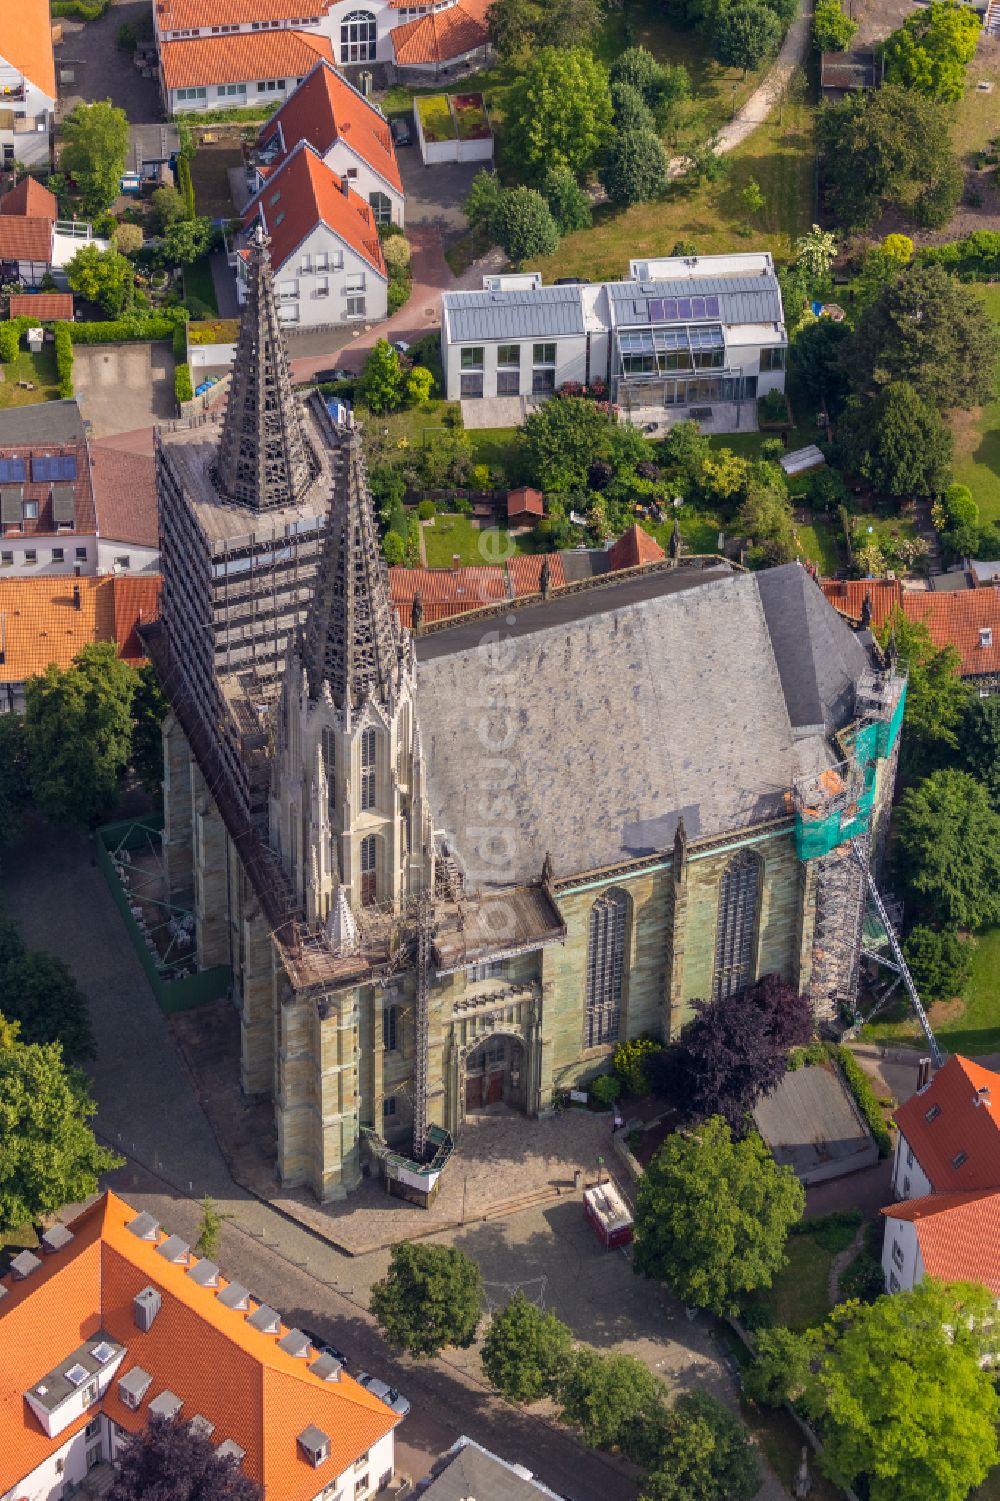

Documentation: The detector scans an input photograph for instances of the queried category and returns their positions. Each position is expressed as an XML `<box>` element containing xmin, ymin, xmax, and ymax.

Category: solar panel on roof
<box><xmin>706</xmin><ymin>295</ymin><xmax>720</xmax><ymax>316</ymax></box>
<box><xmin>0</xmin><ymin>458</ymin><xmax>25</xmax><ymax>484</ymax></box>
<box><xmin>676</xmin><ymin>297</ymin><xmax>692</xmax><ymax>319</ymax></box>
<box><xmin>31</xmin><ymin>454</ymin><xmax>77</xmax><ymax>483</ymax></box>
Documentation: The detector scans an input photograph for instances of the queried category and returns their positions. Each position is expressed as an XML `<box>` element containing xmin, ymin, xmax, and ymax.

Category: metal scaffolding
<box><xmin>412</xmin><ymin>889</ymin><xmax>432</xmax><ymax>1161</ymax></box>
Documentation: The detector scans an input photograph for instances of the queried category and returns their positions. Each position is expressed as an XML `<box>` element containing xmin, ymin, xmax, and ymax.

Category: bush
<box><xmin>172</xmin><ymin>322</ymin><xmax>188</xmax><ymax>362</ymax></box>
<box><xmin>417</xmin><ymin>499</ymin><xmax>436</xmax><ymax>521</ymax></box>
<box><xmin>758</xmin><ymin>388</ymin><xmax>788</xmax><ymax>424</ymax></box>
<box><xmin>51</xmin><ymin>0</ymin><xmax>108</xmax><ymax>15</ymax></box>
<box><xmin>112</xmin><ymin>222</ymin><xmax>143</xmax><ymax>255</ymax></box>
<box><xmin>176</xmin><ymin>155</ymin><xmax>196</xmax><ymax>218</ymax></box>
<box><xmin>599</xmin><ymin>127</ymin><xmax>667</xmax><ymax>207</ymax></box>
<box><xmin>786</xmin><ymin>1041</ymin><xmax>828</xmax><ymax>1070</ymax></box>
<box><xmin>116</xmin><ymin>20</ymin><xmax>138</xmax><ymax>49</ymax></box>
<box><xmin>590</xmin><ymin>1073</ymin><xmax>621</xmax><ymax>1106</ymax></box>
<box><xmin>174</xmin><ymin>362</ymin><xmax>193</xmax><ymax>404</ymax></box>
<box><xmin>0</xmin><ymin>322</ymin><xmax>21</xmax><ymax>363</ymax></box>
<box><xmin>382</xmin><ymin>531</ymin><xmax>405</xmax><ymax>565</ymax></box>
<box><xmin>838</xmin><ymin>1246</ymin><xmax>886</xmax><ymax>1302</ymax></box>
<box><xmin>68</xmin><ymin>313</ymin><xmax>186</xmax><ymax>344</ymax></box>
<box><xmin>611</xmin><ymin>1037</ymin><xmax>662</xmax><ymax>1097</ymax></box>
<box><xmin>827</xmin><ymin>1044</ymin><xmax>892</xmax><ymax>1156</ymax></box>
<box><xmin>808</xmin><ymin>465</ymin><xmax>849</xmax><ymax>513</ymax></box>
<box><xmin>54</xmin><ymin>324</ymin><xmax>74</xmax><ymax>398</ymax></box>
<box><xmin>382</xmin><ymin>235</ymin><xmax>411</xmax><ymax>269</ymax></box>
<box><xmin>789</xmin><ymin>1208</ymin><xmax>861</xmax><ymax>1252</ymax></box>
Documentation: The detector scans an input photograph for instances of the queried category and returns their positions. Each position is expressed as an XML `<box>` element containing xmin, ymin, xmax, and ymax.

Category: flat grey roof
<box><xmin>754</xmin><ymin>1063</ymin><xmax>878</xmax><ymax>1184</ymax></box>
<box><xmin>30</xmin><ymin>1336</ymin><xmax>121</xmax><ymax>1415</ymax></box>
<box><xmin>0</xmin><ymin>399</ymin><xmax>86</xmax><ymax>448</ymax></box>
<box><xmin>443</xmin><ymin>286</ymin><xmax>585</xmax><ymax>343</ymax></box>
<box><xmin>609</xmin><ymin>276</ymin><xmax>783</xmax><ymax>327</ymax></box>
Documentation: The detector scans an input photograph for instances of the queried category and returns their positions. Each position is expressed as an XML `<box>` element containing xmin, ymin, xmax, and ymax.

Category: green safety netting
<box><xmin>794</xmin><ymin>689</ymin><xmax>904</xmax><ymax>860</ymax></box>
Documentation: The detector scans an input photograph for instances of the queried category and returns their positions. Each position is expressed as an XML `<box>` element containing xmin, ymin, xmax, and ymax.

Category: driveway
<box><xmin>74</xmin><ymin>341</ymin><xmax>175</xmax><ymax>438</ymax></box>
<box><xmin>397</xmin><ymin>149</ymin><xmax>485</xmax><ymax>238</ymax></box>
<box><xmin>55</xmin><ymin>0</ymin><xmax>162</xmax><ymax>121</ymax></box>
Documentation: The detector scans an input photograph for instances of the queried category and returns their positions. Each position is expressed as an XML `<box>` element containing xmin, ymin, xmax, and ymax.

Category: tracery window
<box><xmin>712</xmin><ymin>852</ymin><xmax>762</xmax><ymax>1000</ymax></box>
<box><xmin>360</xmin><ymin>727</ymin><xmax>376</xmax><ymax>811</ymax></box>
<box><xmin>584</xmin><ymin>890</ymin><xmax>627</xmax><ymax>1049</ymax></box>
<box><xmin>360</xmin><ymin>834</ymin><xmax>377</xmax><ymax>907</ymax></box>
<box><xmin>322</xmin><ymin>726</ymin><xmax>336</xmax><ymax>811</ymax></box>
<box><xmin>340</xmin><ymin>9</ymin><xmax>376</xmax><ymax>61</ymax></box>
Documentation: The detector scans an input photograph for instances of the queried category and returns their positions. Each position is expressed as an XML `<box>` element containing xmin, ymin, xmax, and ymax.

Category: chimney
<box><xmin>72</xmin><ymin>584</ymin><xmax>81</xmax><ymax>610</ymax></box>
<box><xmin>978</xmin><ymin>1086</ymin><xmax>992</xmax><ymax>1109</ymax></box>
<box><xmin>451</xmin><ymin>554</ymin><xmax>461</xmax><ymax>572</ymax></box>
<box><xmin>917</xmin><ymin>1056</ymin><xmax>932</xmax><ymax>1091</ymax></box>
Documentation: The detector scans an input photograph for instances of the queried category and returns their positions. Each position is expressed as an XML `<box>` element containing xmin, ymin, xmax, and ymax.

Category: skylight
<box><xmin>64</xmin><ymin>1364</ymin><xmax>90</xmax><ymax>1387</ymax></box>
<box><xmin>92</xmin><ymin>1342</ymin><xmax>116</xmax><ymax>1365</ymax></box>
<box><xmin>925</xmin><ymin>1104</ymin><xmax>941</xmax><ymax>1122</ymax></box>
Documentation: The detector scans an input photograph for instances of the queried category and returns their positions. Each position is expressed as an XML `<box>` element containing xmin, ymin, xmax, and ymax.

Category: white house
<box><xmin>158</xmin><ymin>28</ymin><xmax>334</xmax><ymax>115</ymax></box>
<box><xmin>440</xmin><ymin>251</ymin><xmax>788</xmax><ymax>430</ymax></box>
<box><xmin>251</xmin><ymin>59</ymin><xmax>404</xmax><ymax>228</ymax></box>
<box><xmin>152</xmin><ymin>0</ymin><xmax>491</xmax><ymax>104</ymax></box>
<box><xmin>881</xmin><ymin>1054</ymin><xmax>1000</xmax><ymax>1296</ymax></box>
<box><xmin>240</xmin><ymin>139</ymin><xmax>388</xmax><ymax>329</ymax></box>
<box><xmin>0</xmin><ymin>1191</ymin><xmax>398</xmax><ymax>1501</ymax></box>
<box><xmin>0</xmin><ymin>0</ymin><xmax>55</xmax><ymax>170</ymax></box>
<box><xmin>0</xmin><ymin>176</ymin><xmax>106</xmax><ymax>288</ymax></box>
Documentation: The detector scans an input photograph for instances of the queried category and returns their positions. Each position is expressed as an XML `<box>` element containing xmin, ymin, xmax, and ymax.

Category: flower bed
<box><xmin>452</xmin><ymin>93</ymin><xmax>490</xmax><ymax>141</ymax></box>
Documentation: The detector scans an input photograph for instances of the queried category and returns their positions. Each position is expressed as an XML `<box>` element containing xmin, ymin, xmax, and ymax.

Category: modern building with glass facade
<box><xmin>440</xmin><ymin>252</ymin><xmax>788</xmax><ymax>427</ymax></box>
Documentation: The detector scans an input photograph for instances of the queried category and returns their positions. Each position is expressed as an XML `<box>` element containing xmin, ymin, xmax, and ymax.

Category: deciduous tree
<box><xmin>60</xmin><ymin>100</ymin><xmax>129</xmax><ymax>215</ymax></box>
<box><xmin>633</xmin><ymin>1115</ymin><xmax>804</xmax><ymax>1315</ymax></box>
<box><xmin>66</xmin><ymin>244</ymin><xmax>135</xmax><ymax>318</ymax></box>
<box><xmin>649</xmin><ymin>974</ymin><xmax>812</xmax><ymax>1131</ymax></box>
<box><xmin>370</xmin><ymin>1241</ymin><xmax>482</xmax><ymax>1356</ymax></box>
<box><xmin>610</xmin><ymin>45</ymin><xmax>666</xmax><ymax>98</ymax></box>
<box><xmin>837</xmin><ymin>382</ymin><xmax>952</xmax><ymax>498</ymax></box>
<box><xmin>711</xmin><ymin>0</ymin><xmax>782</xmax><ymax>74</ymax></box>
<box><xmin>611</xmin><ymin>81</ymin><xmax>657</xmax><ymax>134</ymax></box>
<box><xmin>876</xmin><ymin>611</ymin><xmax>971</xmax><ymax>779</ymax></box>
<box><xmin>894</xmin><ymin>769</ymin><xmax>1000</xmax><ymax>930</ymax></box>
<box><xmin>359</xmin><ymin>339</ymin><xmax>405</xmax><ymax>415</ymax></box>
<box><xmin>150</xmin><ymin>184</ymin><xmax>187</xmax><ymax>233</ymax></box>
<box><xmin>743</xmin><ymin>1326</ymin><xmax>810</xmax><ymax>1407</ymax></box>
<box><xmin>599</xmin><ymin>128</ymin><xmax>668</xmax><ymax>207</ymax></box>
<box><xmin>812</xmin><ymin>0</ymin><xmax>857</xmax><ymax>51</ymax></box>
<box><xmin>902</xmin><ymin>925</ymin><xmax>973</xmax><ymax>1002</ymax></box>
<box><xmin>110</xmin><ymin>1414</ymin><xmax>262</xmax><ymax>1501</ymax></box>
<box><xmin>801</xmin><ymin>1281</ymin><xmax>1000</xmax><ymax>1501</ymax></box>
<box><xmin>788</xmin><ymin>317</ymin><xmax>851</xmax><ymax>411</ymax></box>
<box><xmin>640</xmin><ymin>1391</ymin><xmax>760</xmax><ymax>1501</ymax></box>
<box><xmin>504</xmin><ymin>48</ymin><xmax>613</xmax><ymax>183</ymax></box>
<box><xmin>160</xmin><ymin>216</ymin><xmax>216</xmax><ymax>269</ymax></box>
<box><xmin>487</xmin><ymin>0</ymin><xmax>540</xmax><ymax>56</ymax></box>
<box><xmin>0</xmin><ymin>714</ymin><xmax>31</xmax><ymax>850</ymax></box>
<box><xmin>882</xmin><ymin>0</ymin><xmax>981</xmax><ymax>101</ymax></box>
<box><xmin>131</xmin><ymin>661</ymin><xmax>167</xmax><ymax>793</ymax></box>
<box><xmin>962</xmin><ymin>693</ymin><xmax>1000</xmax><ymax>810</ymax></box>
<box><xmin>0</xmin><ymin>950</ymin><xmax>95</xmax><ymax>1061</ymax></box>
<box><xmin>24</xmin><ymin>643</ymin><xmax>137</xmax><ymax>827</ymax></box>
<box><xmin>543</xmin><ymin>164</ymin><xmax>592</xmax><ymax>233</ymax></box>
<box><xmin>0</xmin><ymin>1016</ymin><xmax>120</xmax><ymax>1235</ymax></box>
<box><xmin>481</xmin><ymin>1291</ymin><xmax>573</xmax><ymax>1401</ymax></box>
<box><xmin>519</xmin><ymin>396</ymin><xmax>615</xmax><ymax>491</ymax></box>
<box><xmin>493</xmin><ymin>187</ymin><xmax>561</xmax><ymax>262</ymax></box>
<box><xmin>558</xmin><ymin>1347</ymin><xmax>668</xmax><ymax>1461</ymax></box>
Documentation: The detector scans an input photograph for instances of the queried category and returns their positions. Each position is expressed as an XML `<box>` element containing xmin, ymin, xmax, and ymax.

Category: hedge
<box><xmin>176</xmin><ymin>156</ymin><xmax>196</xmax><ymax>219</ymax></box>
<box><xmin>51</xmin><ymin>0</ymin><xmax>109</xmax><ymax>16</ymax></box>
<box><xmin>174</xmin><ymin>362</ymin><xmax>194</xmax><ymax>404</ymax></box>
<box><xmin>827</xmin><ymin>1043</ymin><xmax>892</xmax><ymax>1158</ymax></box>
<box><xmin>919</xmin><ymin>230</ymin><xmax>1000</xmax><ymax>282</ymax></box>
<box><xmin>172</xmin><ymin>322</ymin><xmax>188</xmax><ymax>362</ymax></box>
<box><xmin>0</xmin><ymin>322</ymin><xmax>21</xmax><ymax>362</ymax></box>
<box><xmin>54</xmin><ymin>323</ymin><xmax>74</xmax><ymax>398</ymax></box>
<box><xmin>68</xmin><ymin>313</ymin><xmax>186</xmax><ymax>344</ymax></box>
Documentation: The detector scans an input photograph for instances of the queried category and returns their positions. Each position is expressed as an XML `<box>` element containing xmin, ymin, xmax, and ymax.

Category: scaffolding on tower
<box><xmin>790</xmin><ymin>665</ymin><xmax>943</xmax><ymax>1066</ymax></box>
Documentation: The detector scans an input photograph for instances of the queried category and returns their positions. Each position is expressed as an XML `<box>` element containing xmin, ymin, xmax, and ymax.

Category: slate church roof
<box><xmin>415</xmin><ymin>563</ymin><xmax>871</xmax><ymax>885</ymax></box>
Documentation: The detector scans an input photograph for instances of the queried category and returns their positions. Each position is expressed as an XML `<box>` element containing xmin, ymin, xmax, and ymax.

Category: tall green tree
<box><xmin>845</xmin><ymin>263</ymin><xmax>1000</xmax><ymax>411</ymax></box>
<box><xmin>24</xmin><ymin>643</ymin><xmax>137</xmax><ymax>827</ymax></box>
<box><xmin>519</xmin><ymin>396</ymin><xmax>620</xmax><ymax>491</ymax></box>
<box><xmin>816</xmin><ymin>84</ymin><xmax>960</xmax><ymax>230</ymax></box>
<box><xmin>543</xmin><ymin>164</ymin><xmax>593</xmax><ymax>234</ymax></box>
<box><xmin>640</xmin><ymin>1391</ymin><xmax>760</xmax><ymax>1501</ymax></box>
<box><xmin>812</xmin><ymin>0</ymin><xmax>857</xmax><ymax>51</ymax></box>
<box><xmin>0</xmin><ymin>714</ymin><xmax>31</xmax><ymax>850</ymax></box>
<box><xmin>902</xmin><ymin>925</ymin><xmax>973</xmax><ymax>1002</ymax></box>
<box><xmin>66</xmin><ymin>244</ymin><xmax>135</xmax><ymax>319</ymax></box>
<box><xmin>882</xmin><ymin>0</ymin><xmax>981</xmax><ymax>101</ymax></box>
<box><xmin>962</xmin><ymin>693</ymin><xmax>1000</xmax><ymax>810</ymax></box>
<box><xmin>370</xmin><ymin>1241</ymin><xmax>482</xmax><ymax>1356</ymax></box>
<box><xmin>359</xmin><ymin>339</ymin><xmax>405</xmax><ymax>415</ymax></box>
<box><xmin>0</xmin><ymin>1016</ymin><xmax>120</xmax><ymax>1234</ymax></box>
<box><xmin>600</xmin><ymin>128</ymin><xmax>668</xmax><ymax>207</ymax></box>
<box><xmin>481</xmin><ymin>1291</ymin><xmax>573</xmax><ymax>1401</ymax></box>
<box><xmin>711</xmin><ymin>0</ymin><xmax>782</xmax><ymax>73</ymax></box>
<box><xmin>837</xmin><ymin>382</ymin><xmax>952</xmax><ymax>498</ymax></box>
<box><xmin>131</xmin><ymin>662</ymin><xmax>168</xmax><ymax>794</ymax></box>
<box><xmin>493</xmin><ymin>187</ymin><xmax>560</xmax><ymax>262</ymax></box>
<box><xmin>894</xmin><ymin>769</ymin><xmax>1000</xmax><ymax>930</ymax></box>
<box><xmin>788</xmin><ymin>317</ymin><xmax>852</xmax><ymax>412</ymax></box>
<box><xmin>610</xmin><ymin>45</ymin><xmax>666</xmax><ymax>98</ymax></box>
<box><xmin>876</xmin><ymin>611</ymin><xmax>971</xmax><ymax>779</ymax></box>
<box><xmin>159</xmin><ymin>216</ymin><xmax>216</xmax><ymax>270</ymax></box>
<box><xmin>558</xmin><ymin>1347</ymin><xmax>669</xmax><ymax>1461</ymax></box>
<box><xmin>60</xmin><ymin>100</ymin><xmax>130</xmax><ymax>216</ymax></box>
<box><xmin>633</xmin><ymin>1116</ymin><xmax>804</xmax><ymax>1315</ymax></box>
<box><xmin>0</xmin><ymin>950</ymin><xmax>96</xmax><ymax>1061</ymax></box>
<box><xmin>801</xmin><ymin>1280</ymin><xmax>1000</xmax><ymax>1501</ymax></box>
<box><xmin>504</xmin><ymin>48</ymin><xmax>613</xmax><ymax>183</ymax></box>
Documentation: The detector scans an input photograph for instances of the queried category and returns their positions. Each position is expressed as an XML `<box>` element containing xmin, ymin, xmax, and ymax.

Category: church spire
<box><xmin>304</xmin><ymin>420</ymin><xmax>404</xmax><ymax>709</ymax></box>
<box><xmin>215</xmin><ymin>225</ymin><xmax>312</xmax><ymax>509</ymax></box>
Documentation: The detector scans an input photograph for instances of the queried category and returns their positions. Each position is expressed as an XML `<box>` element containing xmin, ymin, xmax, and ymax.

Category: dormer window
<box><xmin>298</xmin><ymin>1425</ymin><xmax>331</xmax><ymax>1467</ymax></box>
<box><xmin>979</xmin><ymin>628</ymin><xmax>993</xmax><ymax>649</ymax></box>
<box><xmin>925</xmin><ymin>1104</ymin><xmax>941</xmax><ymax>1122</ymax></box>
<box><xmin>952</xmin><ymin>1150</ymin><xmax>968</xmax><ymax>1168</ymax></box>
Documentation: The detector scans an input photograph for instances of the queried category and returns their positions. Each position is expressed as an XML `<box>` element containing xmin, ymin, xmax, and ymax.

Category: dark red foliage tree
<box><xmin>649</xmin><ymin>975</ymin><xmax>812</xmax><ymax>1132</ymax></box>
<box><xmin>109</xmin><ymin>1416</ymin><xmax>263</xmax><ymax>1501</ymax></box>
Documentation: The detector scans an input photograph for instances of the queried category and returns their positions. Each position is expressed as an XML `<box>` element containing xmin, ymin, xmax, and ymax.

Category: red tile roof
<box><xmin>820</xmin><ymin>578</ymin><xmax>902</xmax><ymax>632</ymax></box>
<box><xmin>0</xmin><ymin>215</ymin><xmax>52</xmax><ymax>263</ymax></box>
<box><xmin>0</xmin><ymin>577</ymin><xmax>148</xmax><ymax>681</ymax></box>
<box><xmin>159</xmin><ymin>29</ymin><xmax>331</xmax><ymax>91</ymax></box>
<box><xmin>507</xmin><ymin>487</ymin><xmax>544</xmax><ymax>519</ymax></box>
<box><xmin>91</xmin><ymin>445</ymin><xmax>158</xmax><ymax>548</ymax></box>
<box><xmin>506</xmin><ymin>553</ymin><xmax>566</xmax><ymax>595</ymax></box>
<box><xmin>8</xmin><ymin>292</ymin><xmax>73</xmax><ymax>321</ymax></box>
<box><xmin>0</xmin><ymin>0</ymin><xmax>57</xmax><ymax>101</ymax></box>
<box><xmin>389</xmin><ymin>553</ymin><xmax>567</xmax><ymax>627</ymax></box>
<box><xmin>390</xmin><ymin>0</ymin><xmax>490</xmax><ymax>65</ymax></box>
<box><xmin>260</xmin><ymin>60</ymin><xmax>402</xmax><ymax>196</ymax></box>
<box><xmin>0</xmin><ymin>437</ymin><xmax>96</xmax><ymax>535</ymax></box>
<box><xmin>111</xmin><ymin>575</ymin><xmax>162</xmax><ymax>663</ymax></box>
<box><xmin>894</xmin><ymin>1055</ymin><xmax>1000</xmax><ymax>1192</ymax></box>
<box><xmin>883</xmin><ymin>1189</ymin><xmax>1000</xmax><ymax>1295</ymax></box>
<box><xmin>0</xmin><ymin>1192</ymin><xmax>396</xmax><ymax>1501</ymax></box>
<box><xmin>157</xmin><ymin>0</ymin><xmax>331</xmax><ymax>25</ymax></box>
<box><xmin>607</xmin><ymin>523</ymin><xmax>665</xmax><ymax>571</ymax></box>
<box><xmin>901</xmin><ymin>589</ymin><xmax>1000</xmax><ymax>679</ymax></box>
<box><xmin>0</xmin><ymin>176</ymin><xmax>58</xmax><ymax>221</ymax></box>
<box><xmin>245</xmin><ymin>141</ymin><xmax>386</xmax><ymax>281</ymax></box>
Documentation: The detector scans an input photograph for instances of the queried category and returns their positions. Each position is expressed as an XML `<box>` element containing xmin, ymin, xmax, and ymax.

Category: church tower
<box><xmin>269</xmin><ymin>417</ymin><xmax>433</xmax><ymax>938</ymax></box>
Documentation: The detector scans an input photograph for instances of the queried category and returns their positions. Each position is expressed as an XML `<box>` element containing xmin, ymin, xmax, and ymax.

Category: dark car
<box><xmin>555</xmin><ymin>276</ymin><xmax>589</xmax><ymax>285</ymax></box>
<box><xmin>391</xmin><ymin>116</ymin><xmax>412</xmax><ymax>147</ymax></box>
<box><xmin>312</xmin><ymin>368</ymin><xmax>352</xmax><ymax>385</ymax></box>
<box><xmin>301</xmin><ymin>1328</ymin><xmax>350</xmax><ymax>1368</ymax></box>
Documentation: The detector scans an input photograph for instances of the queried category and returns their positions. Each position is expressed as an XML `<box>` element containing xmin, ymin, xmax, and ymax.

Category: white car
<box><xmin>392</xmin><ymin>340</ymin><xmax>411</xmax><ymax>354</ymax></box>
<box><xmin>356</xmin><ymin>1371</ymin><xmax>410</xmax><ymax>1418</ymax></box>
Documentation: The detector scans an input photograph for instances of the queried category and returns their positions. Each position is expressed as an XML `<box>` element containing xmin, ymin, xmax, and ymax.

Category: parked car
<box><xmin>356</xmin><ymin>1371</ymin><xmax>410</xmax><ymax>1418</ymax></box>
<box><xmin>313</xmin><ymin>368</ymin><xmax>352</xmax><ymax>384</ymax></box>
<box><xmin>301</xmin><ymin>1328</ymin><xmax>350</xmax><ymax>1369</ymax></box>
<box><xmin>391</xmin><ymin>340</ymin><xmax>411</xmax><ymax>354</ymax></box>
<box><xmin>391</xmin><ymin>116</ymin><xmax>412</xmax><ymax>146</ymax></box>
<box><xmin>555</xmin><ymin>276</ymin><xmax>589</xmax><ymax>285</ymax></box>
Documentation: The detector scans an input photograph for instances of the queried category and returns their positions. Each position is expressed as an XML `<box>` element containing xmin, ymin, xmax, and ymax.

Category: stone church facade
<box><xmin>150</xmin><ymin>233</ymin><xmax>902</xmax><ymax>1203</ymax></box>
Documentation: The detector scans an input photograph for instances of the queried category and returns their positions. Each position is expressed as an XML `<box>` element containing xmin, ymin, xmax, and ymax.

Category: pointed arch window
<box><xmin>322</xmin><ymin>726</ymin><xmax>336</xmax><ymax>812</ymax></box>
<box><xmin>361</xmin><ymin>727</ymin><xmax>376</xmax><ymax>811</ymax></box>
<box><xmin>360</xmin><ymin>834</ymin><xmax>377</xmax><ymax>907</ymax></box>
<box><xmin>712</xmin><ymin>852</ymin><xmax>762</xmax><ymax>1001</ymax></box>
<box><xmin>585</xmin><ymin>890</ymin><xmax>627</xmax><ymax>1049</ymax></box>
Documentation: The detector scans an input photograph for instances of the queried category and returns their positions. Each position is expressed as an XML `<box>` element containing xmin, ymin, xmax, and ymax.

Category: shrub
<box><xmin>789</xmin><ymin>1208</ymin><xmax>862</xmax><ymax>1252</ymax></box>
<box><xmin>382</xmin><ymin>531</ymin><xmax>405</xmax><ymax>565</ymax></box>
<box><xmin>176</xmin><ymin>155</ymin><xmax>196</xmax><ymax>218</ymax></box>
<box><xmin>0</xmin><ymin>322</ymin><xmax>21</xmax><ymax>363</ymax></box>
<box><xmin>112</xmin><ymin>222</ymin><xmax>143</xmax><ymax>255</ymax></box>
<box><xmin>382</xmin><ymin>235</ymin><xmax>411</xmax><ymax>269</ymax></box>
<box><xmin>758</xmin><ymin>388</ymin><xmax>788</xmax><ymax>424</ymax></box>
<box><xmin>611</xmin><ymin>1037</ymin><xmax>662</xmax><ymax>1097</ymax></box>
<box><xmin>172</xmin><ymin>322</ymin><xmax>188</xmax><ymax>362</ymax></box>
<box><xmin>786</xmin><ymin>1041</ymin><xmax>828</xmax><ymax>1070</ymax></box>
<box><xmin>54</xmin><ymin>323</ymin><xmax>74</xmax><ymax>398</ymax></box>
<box><xmin>838</xmin><ymin>1246</ymin><xmax>886</xmax><ymax>1302</ymax></box>
<box><xmin>827</xmin><ymin>1044</ymin><xmax>892</xmax><ymax>1156</ymax></box>
<box><xmin>51</xmin><ymin>0</ymin><xmax>108</xmax><ymax>16</ymax></box>
<box><xmin>417</xmin><ymin>500</ymin><xmax>436</xmax><ymax>521</ymax></box>
<box><xmin>590</xmin><ymin>1073</ymin><xmax>621</xmax><ymax>1106</ymax></box>
<box><xmin>174</xmin><ymin>362</ymin><xmax>193</xmax><ymax>404</ymax></box>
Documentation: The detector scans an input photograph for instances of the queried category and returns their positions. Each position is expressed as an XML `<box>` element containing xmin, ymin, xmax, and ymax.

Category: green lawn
<box><xmin>861</xmin><ymin>929</ymin><xmax>1000</xmax><ymax>1055</ymax></box>
<box><xmin>465</xmin><ymin>425</ymin><xmax>521</xmax><ymax>473</ymax></box>
<box><xmin>753</xmin><ymin>1232</ymin><xmax>835</xmax><ymax>1332</ymax></box>
<box><xmin>0</xmin><ymin>346</ymin><xmax>60</xmax><ymax>408</ymax></box>
<box><xmin>183</xmin><ymin>256</ymin><xmax>219</xmax><ymax>317</ymax></box>
<box><xmin>651</xmin><ymin>509</ymin><xmax>723</xmax><ymax>554</ymax></box>
<box><xmin>796</xmin><ymin>519</ymin><xmax>841</xmax><ymax>575</ymax></box>
<box><xmin>368</xmin><ymin>401</ymin><xmax>523</xmax><ymax>481</ymax></box>
<box><xmin>952</xmin><ymin>286</ymin><xmax>1000</xmax><ymax>527</ymax></box>
<box><xmin>423</xmin><ymin>513</ymin><xmax>525</xmax><ymax>567</ymax></box>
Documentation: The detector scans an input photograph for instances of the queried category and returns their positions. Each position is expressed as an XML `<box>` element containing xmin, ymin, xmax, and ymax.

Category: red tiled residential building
<box><xmin>158</xmin><ymin>29</ymin><xmax>333</xmax><ymax>113</ymax></box>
